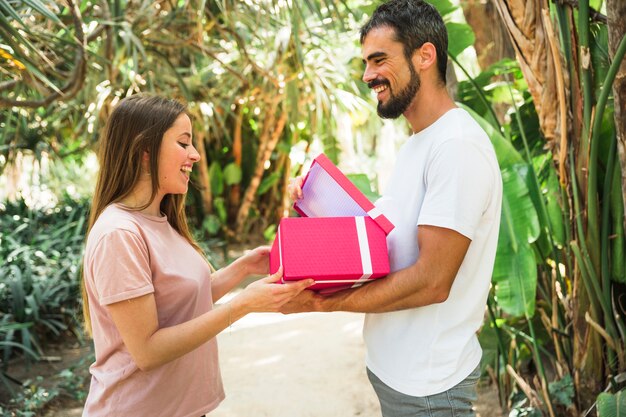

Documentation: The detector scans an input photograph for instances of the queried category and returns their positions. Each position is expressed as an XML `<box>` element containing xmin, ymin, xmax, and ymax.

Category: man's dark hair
<box><xmin>360</xmin><ymin>0</ymin><xmax>448</xmax><ymax>84</ymax></box>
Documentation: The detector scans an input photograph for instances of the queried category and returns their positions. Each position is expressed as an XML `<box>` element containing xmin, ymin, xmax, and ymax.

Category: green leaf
<box><xmin>459</xmin><ymin>104</ymin><xmax>524</xmax><ymax>167</ymax></box>
<box><xmin>548</xmin><ymin>375</ymin><xmax>574</xmax><ymax>407</ymax></box>
<box><xmin>223</xmin><ymin>163</ymin><xmax>242</xmax><ymax>185</ymax></box>
<box><xmin>0</xmin><ymin>340</ymin><xmax>39</xmax><ymax>360</ymax></box>
<box><xmin>491</xmin><ymin>166</ymin><xmax>539</xmax><ymax>317</ymax></box>
<box><xmin>202</xmin><ymin>215</ymin><xmax>222</xmax><ymax>236</ymax></box>
<box><xmin>0</xmin><ymin>13</ymin><xmax>62</xmax><ymax>93</ymax></box>
<box><xmin>427</xmin><ymin>0</ymin><xmax>458</xmax><ymax>16</ymax></box>
<box><xmin>611</xmin><ymin>164</ymin><xmax>625</xmax><ymax>283</ymax></box>
<box><xmin>263</xmin><ymin>224</ymin><xmax>277</xmax><ymax>242</ymax></box>
<box><xmin>346</xmin><ymin>173</ymin><xmax>379</xmax><ymax>201</ymax></box>
<box><xmin>257</xmin><ymin>172</ymin><xmax>281</xmax><ymax>195</ymax></box>
<box><xmin>590</xmin><ymin>24</ymin><xmax>610</xmax><ymax>97</ymax></box>
<box><xmin>360</xmin><ymin>2</ymin><xmax>380</xmax><ymax>15</ymax></box>
<box><xmin>446</xmin><ymin>22</ymin><xmax>475</xmax><ymax>58</ymax></box>
<box><xmin>461</xmin><ymin>107</ymin><xmax>543</xmax><ymax>314</ymax></box>
<box><xmin>544</xmin><ymin>167</ymin><xmax>565</xmax><ymax>247</ymax></box>
<box><xmin>22</xmin><ymin>0</ymin><xmax>63</xmax><ymax>25</ymax></box>
<box><xmin>0</xmin><ymin>2</ymin><xmax>28</xmax><ymax>27</ymax></box>
<box><xmin>477</xmin><ymin>320</ymin><xmax>506</xmax><ymax>374</ymax></box>
<box><xmin>589</xmin><ymin>0</ymin><xmax>603</xmax><ymax>10</ymax></box>
<box><xmin>597</xmin><ymin>391</ymin><xmax>626</xmax><ymax>417</ymax></box>
<box><xmin>209</xmin><ymin>162</ymin><xmax>224</xmax><ymax>196</ymax></box>
<box><xmin>214</xmin><ymin>198</ymin><xmax>227</xmax><ymax>223</ymax></box>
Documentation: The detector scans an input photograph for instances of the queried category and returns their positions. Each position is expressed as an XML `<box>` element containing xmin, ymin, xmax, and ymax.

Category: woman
<box><xmin>81</xmin><ymin>94</ymin><xmax>312</xmax><ymax>417</ymax></box>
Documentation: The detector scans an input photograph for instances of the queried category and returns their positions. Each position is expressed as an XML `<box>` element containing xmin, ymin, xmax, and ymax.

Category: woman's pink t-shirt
<box><xmin>82</xmin><ymin>204</ymin><xmax>224</xmax><ymax>417</ymax></box>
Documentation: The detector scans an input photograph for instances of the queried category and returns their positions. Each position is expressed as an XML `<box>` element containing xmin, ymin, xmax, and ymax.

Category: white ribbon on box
<box><xmin>352</xmin><ymin>216</ymin><xmax>373</xmax><ymax>288</ymax></box>
<box><xmin>366</xmin><ymin>206</ymin><xmax>382</xmax><ymax>220</ymax></box>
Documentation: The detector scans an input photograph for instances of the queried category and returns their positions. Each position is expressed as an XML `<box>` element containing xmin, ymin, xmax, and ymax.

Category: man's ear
<box><xmin>412</xmin><ymin>42</ymin><xmax>437</xmax><ymax>71</ymax></box>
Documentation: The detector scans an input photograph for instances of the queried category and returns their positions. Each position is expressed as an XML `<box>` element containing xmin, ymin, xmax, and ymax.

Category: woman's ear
<box><xmin>140</xmin><ymin>151</ymin><xmax>151</xmax><ymax>175</ymax></box>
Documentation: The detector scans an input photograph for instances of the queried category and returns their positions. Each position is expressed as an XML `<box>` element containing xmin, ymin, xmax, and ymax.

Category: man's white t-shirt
<box><xmin>364</xmin><ymin>108</ymin><xmax>502</xmax><ymax>396</ymax></box>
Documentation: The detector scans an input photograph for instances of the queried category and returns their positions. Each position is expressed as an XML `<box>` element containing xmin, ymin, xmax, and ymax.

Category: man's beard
<box><xmin>376</xmin><ymin>65</ymin><xmax>421</xmax><ymax>119</ymax></box>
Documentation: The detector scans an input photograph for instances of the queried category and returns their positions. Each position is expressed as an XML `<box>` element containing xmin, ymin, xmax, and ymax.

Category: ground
<box><xmin>4</xmin><ymin>307</ymin><xmax>504</xmax><ymax>417</ymax></box>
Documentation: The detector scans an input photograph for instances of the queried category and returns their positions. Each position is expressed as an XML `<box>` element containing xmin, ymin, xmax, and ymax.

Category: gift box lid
<box><xmin>293</xmin><ymin>153</ymin><xmax>394</xmax><ymax>235</ymax></box>
<box><xmin>270</xmin><ymin>216</ymin><xmax>390</xmax><ymax>288</ymax></box>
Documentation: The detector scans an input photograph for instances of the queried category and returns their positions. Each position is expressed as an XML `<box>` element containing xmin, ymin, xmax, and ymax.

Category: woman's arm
<box><xmin>211</xmin><ymin>246</ymin><xmax>271</xmax><ymax>302</ymax></box>
<box><xmin>106</xmin><ymin>268</ymin><xmax>313</xmax><ymax>372</ymax></box>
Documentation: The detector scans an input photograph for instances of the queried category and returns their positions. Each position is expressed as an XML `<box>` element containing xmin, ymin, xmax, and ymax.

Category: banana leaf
<box><xmin>597</xmin><ymin>391</ymin><xmax>626</xmax><ymax>417</ymax></box>
<box><xmin>446</xmin><ymin>22</ymin><xmax>475</xmax><ymax>59</ymax></box>
<box><xmin>460</xmin><ymin>104</ymin><xmax>539</xmax><ymax>317</ymax></box>
<box><xmin>492</xmin><ymin>166</ymin><xmax>539</xmax><ymax>316</ymax></box>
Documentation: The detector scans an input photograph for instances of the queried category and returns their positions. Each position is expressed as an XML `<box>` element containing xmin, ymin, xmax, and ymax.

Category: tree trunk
<box><xmin>461</xmin><ymin>0</ymin><xmax>515</xmax><ymax>70</ymax></box>
<box><xmin>607</xmin><ymin>0</ymin><xmax>626</xmax><ymax>228</ymax></box>
<box><xmin>461</xmin><ymin>0</ymin><xmax>516</xmax><ymax>123</ymax></box>
<box><xmin>228</xmin><ymin>103</ymin><xmax>244</xmax><ymax>220</ymax></box>
<box><xmin>193</xmin><ymin>130</ymin><xmax>212</xmax><ymax>214</ymax></box>
<box><xmin>235</xmin><ymin>96</ymin><xmax>287</xmax><ymax>236</ymax></box>
<box><xmin>492</xmin><ymin>0</ymin><xmax>572</xmax><ymax>179</ymax></box>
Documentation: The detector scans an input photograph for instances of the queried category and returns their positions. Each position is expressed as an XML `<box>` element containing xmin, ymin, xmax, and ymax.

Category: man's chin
<box><xmin>377</xmin><ymin>105</ymin><xmax>404</xmax><ymax>119</ymax></box>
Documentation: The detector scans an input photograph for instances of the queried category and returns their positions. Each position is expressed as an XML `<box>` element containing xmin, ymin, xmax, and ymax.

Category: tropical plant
<box><xmin>455</xmin><ymin>0</ymin><xmax>626</xmax><ymax>415</ymax></box>
<box><xmin>3</xmin><ymin>1</ymin><xmax>626</xmax><ymax>416</ymax></box>
<box><xmin>0</xmin><ymin>0</ymin><xmax>377</xmax><ymax>239</ymax></box>
<box><xmin>0</xmin><ymin>196</ymin><xmax>89</xmax><ymax>394</ymax></box>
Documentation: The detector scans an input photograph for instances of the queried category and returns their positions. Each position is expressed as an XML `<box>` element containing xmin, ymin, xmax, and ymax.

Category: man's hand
<box><xmin>279</xmin><ymin>289</ymin><xmax>322</xmax><ymax>314</ymax></box>
<box><xmin>287</xmin><ymin>176</ymin><xmax>304</xmax><ymax>201</ymax></box>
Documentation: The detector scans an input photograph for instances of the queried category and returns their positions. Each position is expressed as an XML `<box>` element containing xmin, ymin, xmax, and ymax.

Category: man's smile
<box><xmin>373</xmin><ymin>84</ymin><xmax>388</xmax><ymax>94</ymax></box>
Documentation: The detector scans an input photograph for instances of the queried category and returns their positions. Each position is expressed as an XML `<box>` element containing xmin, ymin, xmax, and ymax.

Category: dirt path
<box><xmin>44</xmin><ymin>308</ymin><xmax>504</xmax><ymax>417</ymax></box>
<box><xmin>212</xmin><ymin>309</ymin><xmax>503</xmax><ymax>417</ymax></box>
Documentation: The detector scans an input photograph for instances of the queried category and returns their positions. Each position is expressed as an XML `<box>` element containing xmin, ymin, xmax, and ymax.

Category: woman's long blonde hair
<box><xmin>82</xmin><ymin>94</ymin><xmax>202</xmax><ymax>335</ymax></box>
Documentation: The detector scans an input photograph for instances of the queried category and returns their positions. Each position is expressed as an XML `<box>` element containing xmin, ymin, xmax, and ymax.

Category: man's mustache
<box><xmin>367</xmin><ymin>79</ymin><xmax>390</xmax><ymax>89</ymax></box>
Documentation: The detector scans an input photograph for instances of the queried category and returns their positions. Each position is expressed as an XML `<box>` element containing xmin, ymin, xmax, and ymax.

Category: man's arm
<box><xmin>282</xmin><ymin>224</ymin><xmax>470</xmax><ymax>314</ymax></box>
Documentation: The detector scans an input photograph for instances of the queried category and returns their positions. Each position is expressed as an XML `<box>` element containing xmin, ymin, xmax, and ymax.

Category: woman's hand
<box><xmin>287</xmin><ymin>176</ymin><xmax>304</xmax><ymax>201</ymax></box>
<box><xmin>240</xmin><ymin>245</ymin><xmax>271</xmax><ymax>276</ymax></box>
<box><xmin>232</xmin><ymin>267</ymin><xmax>314</xmax><ymax>314</ymax></box>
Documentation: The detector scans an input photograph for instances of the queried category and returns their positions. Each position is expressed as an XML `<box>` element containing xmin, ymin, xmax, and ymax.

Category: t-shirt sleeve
<box><xmin>418</xmin><ymin>139</ymin><xmax>495</xmax><ymax>240</ymax></box>
<box><xmin>90</xmin><ymin>229</ymin><xmax>154</xmax><ymax>305</ymax></box>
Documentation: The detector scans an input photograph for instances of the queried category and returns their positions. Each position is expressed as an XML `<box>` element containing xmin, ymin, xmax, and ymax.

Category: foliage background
<box><xmin>1</xmin><ymin>0</ymin><xmax>625</xmax><ymax>416</ymax></box>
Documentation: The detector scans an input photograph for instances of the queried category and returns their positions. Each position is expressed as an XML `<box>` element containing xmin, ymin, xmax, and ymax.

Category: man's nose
<box><xmin>362</xmin><ymin>65</ymin><xmax>376</xmax><ymax>84</ymax></box>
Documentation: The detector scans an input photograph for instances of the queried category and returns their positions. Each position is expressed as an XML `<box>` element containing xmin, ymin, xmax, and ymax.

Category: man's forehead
<box><xmin>361</xmin><ymin>26</ymin><xmax>403</xmax><ymax>59</ymax></box>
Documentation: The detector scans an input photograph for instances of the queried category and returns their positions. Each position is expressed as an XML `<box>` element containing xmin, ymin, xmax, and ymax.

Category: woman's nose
<box><xmin>189</xmin><ymin>145</ymin><xmax>201</xmax><ymax>162</ymax></box>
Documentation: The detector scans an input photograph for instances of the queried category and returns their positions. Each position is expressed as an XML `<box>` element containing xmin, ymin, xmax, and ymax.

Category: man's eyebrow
<box><xmin>362</xmin><ymin>51</ymin><xmax>387</xmax><ymax>63</ymax></box>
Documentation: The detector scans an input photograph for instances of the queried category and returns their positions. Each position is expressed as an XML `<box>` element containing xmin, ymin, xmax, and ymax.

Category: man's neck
<box><xmin>403</xmin><ymin>85</ymin><xmax>456</xmax><ymax>134</ymax></box>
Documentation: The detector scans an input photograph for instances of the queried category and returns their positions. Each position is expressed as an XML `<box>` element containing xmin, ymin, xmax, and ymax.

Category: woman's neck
<box><xmin>119</xmin><ymin>183</ymin><xmax>163</xmax><ymax>217</ymax></box>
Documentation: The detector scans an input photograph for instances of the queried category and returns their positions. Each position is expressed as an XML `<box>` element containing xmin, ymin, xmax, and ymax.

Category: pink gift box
<box><xmin>293</xmin><ymin>153</ymin><xmax>395</xmax><ymax>235</ymax></box>
<box><xmin>270</xmin><ymin>217</ymin><xmax>390</xmax><ymax>291</ymax></box>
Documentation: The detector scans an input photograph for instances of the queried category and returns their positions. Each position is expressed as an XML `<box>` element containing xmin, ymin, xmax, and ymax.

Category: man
<box><xmin>285</xmin><ymin>1</ymin><xmax>502</xmax><ymax>416</ymax></box>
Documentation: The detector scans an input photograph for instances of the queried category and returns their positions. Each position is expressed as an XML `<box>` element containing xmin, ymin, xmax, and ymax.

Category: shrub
<box><xmin>0</xmin><ymin>197</ymin><xmax>89</xmax><ymax>375</ymax></box>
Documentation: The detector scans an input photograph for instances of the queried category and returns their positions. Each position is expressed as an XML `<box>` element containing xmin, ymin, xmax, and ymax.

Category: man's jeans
<box><xmin>367</xmin><ymin>365</ymin><xmax>480</xmax><ymax>417</ymax></box>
